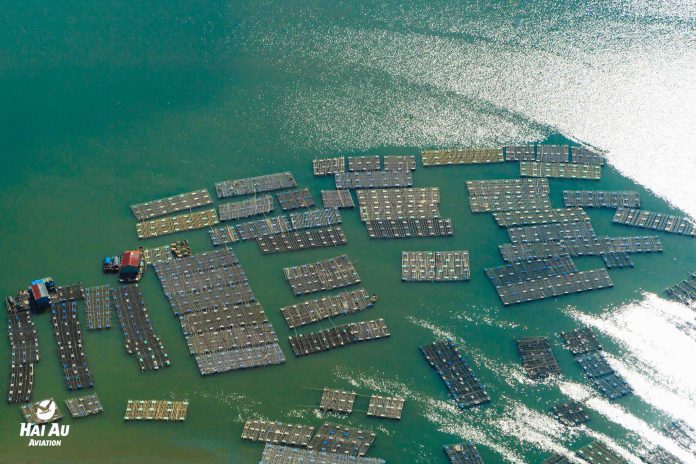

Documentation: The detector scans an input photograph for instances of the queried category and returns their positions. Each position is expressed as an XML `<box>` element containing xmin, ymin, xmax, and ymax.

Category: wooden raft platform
<box><xmin>185</xmin><ymin>323</ymin><xmax>279</xmax><ymax>355</ymax></box>
<box><xmin>242</xmin><ymin>420</ymin><xmax>315</xmax><ymax>447</ymax></box>
<box><xmin>136</xmin><ymin>208</ymin><xmax>219</xmax><ymax>239</ymax></box>
<box><xmin>469</xmin><ymin>193</ymin><xmax>550</xmax><ymax>213</ymax></box>
<box><xmin>84</xmin><ymin>285</ymin><xmax>111</xmax><ymax>330</ymax></box>
<box><xmin>357</xmin><ymin>188</ymin><xmax>440</xmax><ymax>221</ymax></box>
<box><xmin>289</xmin><ymin>319</ymin><xmax>390</xmax><ymax>356</ymax></box>
<box><xmin>65</xmin><ymin>393</ymin><xmax>103</xmax><ymax>418</ymax></box>
<box><xmin>194</xmin><ymin>344</ymin><xmax>286</xmax><ymax>375</ymax></box>
<box><xmin>384</xmin><ymin>155</ymin><xmax>416</xmax><ymax>171</ymax></box>
<box><xmin>664</xmin><ymin>271</ymin><xmax>696</xmax><ymax>305</ymax></box>
<box><xmin>313</xmin><ymin>157</ymin><xmax>345</xmax><ymax>176</ymax></box>
<box><xmin>322</xmin><ymin>190</ymin><xmax>355</xmax><ymax>209</ymax></box>
<box><xmin>571</xmin><ymin>146</ymin><xmax>605</xmax><ymax>165</ymax></box>
<box><xmin>551</xmin><ymin>401</ymin><xmax>590</xmax><ymax>427</ymax></box>
<box><xmin>124</xmin><ymin>400</ymin><xmax>188</xmax><ymax>421</ymax></box>
<box><xmin>235</xmin><ymin>216</ymin><xmax>293</xmax><ymax>241</ymax></box>
<box><xmin>111</xmin><ymin>285</ymin><xmax>170</xmax><ymax>372</ymax></box>
<box><xmin>504</xmin><ymin>144</ymin><xmax>536</xmax><ymax>161</ymax></box>
<box><xmin>179</xmin><ymin>302</ymin><xmax>267</xmax><ymax>335</ymax></box>
<box><xmin>401</xmin><ymin>251</ymin><xmax>470</xmax><ymax>282</ymax></box>
<box><xmin>283</xmin><ymin>255</ymin><xmax>361</xmax><ymax>296</ymax></box>
<box><xmin>280</xmin><ymin>288</ymin><xmax>375</xmax><ymax>329</ymax></box>
<box><xmin>256</xmin><ymin>226</ymin><xmax>347</xmax><ymax>254</ymax></box>
<box><xmin>422</xmin><ymin>148</ymin><xmax>503</xmax><ymax>166</ymax></box>
<box><xmin>563</xmin><ymin>190</ymin><xmax>640</xmax><ymax>208</ymax></box>
<box><xmin>493</xmin><ymin>208</ymin><xmax>590</xmax><ymax>227</ymax></box>
<box><xmin>365</xmin><ymin>218</ymin><xmax>454</xmax><ymax>239</ymax></box>
<box><xmin>349</xmin><ymin>155</ymin><xmax>381</xmax><ymax>171</ymax></box>
<box><xmin>601</xmin><ymin>252</ymin><xmax>634</xmax><ymax>269</ymax></box>
<box><xmin>7</xmin><ymin>298</ymin><xmax>38</xmax><ymax>403</ymax></box>
<box><xmin>507</xmin><ymin>221</ymin><xmax>596</xmax><ymax>243</ymax></box>
<box><xmin>561</xmin><ymin>327</ymin><xmax>602</xmax><ymax>355</ymax></box>
<box><xmin>21</xmin><ymin>398</ymin><xmax>63</xmax><ymax>424</ymax></box>
<box><xmin>219</xmin><ymin>195</ymin><xmax>274</xmax><ymax>221</ymax></box>
<box><xmin>50</xmin><ymin>300</ymin><xmax>93</xmax><ymax>390</ymax></box>
<box><xmin>493</xmin><ymin>268</ymin><xmax>612</xmax><ymax>305</ymax></box>
<box><xmin>576</xmin><ymin>440</ymin><xmax>628</xmax><ymax>463</ymax></box>
<box><xmin>520</xmin><ymin>161</ymin><xmax>602</xmax><ymax>180</ymax></box>
<box><xmin>9</xmin><ymin>363</ymin><xmax>34</xmax><ymax>404</ymax></box>
<box><xmin>215</xmin><ymin>172</ymin><xmax>297</xmax><ymax>198</ymax></box>
<box><xmin>307</xmin><ymin>422</ymin><xmax>376</xmax><ymax>457</ymax></box>
<box><xmin>260</xmin><ymin>444</ymin><xmax>386</xmax><ymax>464</ymax></box>
<box><xmin>334</xmin><ymin>170</ymin><xmax>412</xmax><ymax>189</ymax></box>
<box><xmin>367</xmin><ymin>395</ymin><xmax>405</xmax><ymax>420</ymax></box>
<box><xmin>536</xmin><ymin>144</ymin><xmax>569</xmax><ymax>163</ymax></box>
<box><xmin>444</xmin><ymin>443</ymin><xmax>485</xmax><ymax>464</ymax></box>
<box><xmin>320</xmin><ymin>388</ymin><xmax>356</xmax><ymax>413</ymax></box>
<box><xmin>290</xmin><ymin>208</ymin><xmax>342</xmax><ymax>229</ymax></box>
<box><xmin>130</xmin><ymin>189</ymin><xmax>212</xmax><ymax>221</ymax></box>
<box><xmin>613</xmin><ymin>208</ymin><xmax>696</xmax><ymax>236</ymax></box>
<box><xmin>577</xmin><ymin>352</ymin><xmax>614</xmax><ymax>378</ymax></box>
<box><xmin>592</xmin><ymin>373</ymin><xmax>633</xmax><ymax>400</ymax></box>
<box><xmin>277</xmin><ymin>188</ymin><xmax>315</xmax><ymax>211</ymax></box>
<box><xmin>485</xmin><ymin>255</ymin><xmax>578</xmax><ymax>288</ymax></box>
<box><xmin>209</xmin><ymin>225</ymin><xmax>241</xmax><ymax>246</ymax></box>
<box><xmin>466</xmin><ymin>178</ymin><xmax>549</xmax><ymax>197</ymax></box>
<box><xmin>498</xmin><ymin>236</ymin><xmax>662</xmax><ymax>262</ymax></box>
<box><xmin>516</xmin><ymin>337</ymin><xmax>560</xmax><ymax>379</ymax></box>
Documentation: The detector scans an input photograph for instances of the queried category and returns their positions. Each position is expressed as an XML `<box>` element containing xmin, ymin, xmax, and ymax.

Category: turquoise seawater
<box><xmin>1</xmin><ymin>2</ymin><xmax>695</xmax><ymax>463</ymax></box>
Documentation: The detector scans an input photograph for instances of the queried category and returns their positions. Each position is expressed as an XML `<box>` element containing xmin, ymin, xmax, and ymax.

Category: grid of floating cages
<box><xmin>577</xmin><ymin>352</ymin><xmax>614</xmax><ymax>378</ymax></box>
<box><xmin>322</xmin><ymin>189</ymin><xmax>355</xmax><ymax>208</ymax></box>
<box><xmin>320</xmin><ymin>388</ymin><xmax>357</xmax><ymax>414</ymax></box>
<box><xmin>242</xmin><ymin>420</ymin><xmax>315</xmax><ymax>447</ymax></box>
<box><xmin>367</xmin><ymin>395</ymin><xmax>405</xmax><ymax>420</ymax></box>
<box><xmin>289</xmin><ymin>319</ymin><xmax>390</xmax><ymax>357</ymax></box>
<box><xmin>485</xmin><ymin>255</ymin><xmax>578</xmax><ymax>288</ymax></box>
<box><xmin>143</xmin><ymin>245</ymin><xmax>173</xmax><ymax>265</ymax></box>
<box><xmin>135</xmin><ymin>208</ymin><xmax>219</xmax><ymax>239</ymax></box>
<box><xmin>280</xmin><ymin>288</ymin><xmax>375</xmax><ymax>329</ymax></box>
<box><xmin>313</xmin><ymin>157</ymin><xmax>346</xmax><ymax>176</ymax></box>
<box><xmin>422</xmin><ymin>148</ymin><xmax>503</xmax><ymax>166</ymax></box>
<box><xmin>498</xmin><ymin>236</ymin><xmax>662</xmax><ymax>263</ymax></box>
<box><xmin>571</xmin><ymin>146</ymin><xmax>606</xmax><ymax>165</ymax></box>
<box><xmin>535</xmin><ymin>144</ymin><xmax>569</xmax><ymax>163</ymax></box>
<box><xmin>420</xmin><ymin>340</ymin><xmax>490</xmax><ymax>409</ymax></box>
<box><xmin>507</xmin><ymin>221</ymin><xmax>596</xmax><ymax>244</ymax></box>
<box><xmin>365</xmin><ymin>218</ymin><xmax>454</xmax><ymax>239</ymax></box>
<box><xmin>561</xmin><ymin>327</ymin><xmax>602</xmax><ymax>355</ymax></box>
<box><xmin>576</xmin><ymin>440</ymin><xmax>628</xmax><ymax>463</ymax></box>
<box><xmin>383</xmin><ymin>155</ymin><xmax>416</xmax><ymax>171</ymax></box>
<box><xmin>601</xmin><ymin>252</ymin><xmax>634</xmax><ymax>269</ymax></box>
<box><xmin>504</xmin><ymin>145</ymin><xmax>536</xmax><ymax>161</ymax></box>
<box><xmin>21</xmin><ymin>398</ymin><xmax>63</xmax><ymax>424</ymax></box>
<box><xmin>592</xmin><ymin>373</ymin><xmax>633</xmax><ymax>400</ymax></box>
<box><xmin>401</xmin><ymin>251</ymin><xmax>470</xmax><ymax>282</ymax></box>
<box><xmin>520</xmin><ymin>161</ymin><xmax>602</xmax><ymax>180</ymax></box>
<box><xmin>466</xmin><ymin>178</ymin><xmax>549</xmax><ymax>197</ymax></box>
<box><xmin>290</xmin><ymin>208</ymin><xmax>342</xmax><ymax>229</ymax></box>
<box><xmin>542</xmin><ymin>454</ymin><xmax>572</xmax><ymax>464</ymax></box>
<box><xmin>357</xmin><ymin>188</ymin><xmax>440</xmax><ymax>221</ymax></box>
<box><xmin>493</xmin><ymin>208</ymin><xmax>590</xmax><ymax>227</ymax></box>
<box><xmin>130</xmin><ymin>189</ymin><xmax>213</xmax><ymax>221</ymax></box>
<box><xmin>7</xmin><ymin>297</ymin><xmax>38</xmax><ymax>403</ymax></box>
<box><xmin>443</xmin><ymin>442</ymin><xmax>485</xmax><ymax>464</ymax></box>
<box><xmin>84</xmin><ymin>285</ymin><xmax>111</xmax><ymax>330</ymax></box>
<box><xmin>334</xmin><ymin>170</ymin><xmax>413</xmax><ymax>189</ymax></box>
<box><xmin>9</xmin><ymin>362</ymin><xmax>34</xmax><ymax>404</ymax></box>
<box><xmin>550</xmin><ymin>401</ymin><xmax>590</xmax><ymax>427</ymax></box>
<box><xmin>348</xmin><ymin>155</ymin><xmax>381</xmax><ymax>171</ymax></box>
<box><xmin>179</xmin><ymin>302</ymin><xmax>267</xmax><ymax>335</ymax></box>
<box><xmin>307</xmin><ymin>422</ymin><xmax>376</xmax><ymax>457</ymax></box>
<box><xmin>492</xmin><ymin>268</ymin><xmax>612</xmax><ymax>305</ymax></box>
<box><xmin>641</xmin><ymin>446</ymin><xmax>681</xmax><ymax>464</ymax></box>
<box><xmin>218</xmin><ymin>195</ymin><xmax>274</xmax><ymax>221</ymax></box>
<box><xmin>50</xmin><ymin>300</ymin><xmax>93</xmax><ymax>390</ymax></box>
<box><xmin>283</xmin><ymin>255</ymin><xmax>361</xmax><ymax>296</ymax></box>
<box><xmin>194</xmin><ymin>344</ymin><xmax>286</xmax><ymax>375</ymax></box>
<box><xmin>469</xmin><ymin>193</ymin><xmax>550</xmax><ymax>213</ymax></box>
<box><xmin>185</xmin><ymin>323</ymin><xmax>279</xmax><ymax>355</ymax></box>
<box><xmin>215</xmin><ymin>172</ymin><xmax>297</xmax><ymax>198</ymax></box>
<box><xmin>563</xmin><ymin>190</ymin><xmax>640</xmax><ymax>208</ymax></box>
<box><xmin>256</xmin><ymin>226</ymin><xmax>348</xmax><ymax>254</ymax></box>
<box><xmin>662</xmin><ymin>420</ymin><xmax>696</xmax><ymax>452</ymax></box>
<box><xmin>65</xmin><ymin>393</ymin><xmax>103</xmax><ymax>418</ymax></box>
<box><xmin>516</xmin><ymin>337</ymin><xmax>560</xmax><ymax>379</ymax></box>
<box><xmin>124</xmin><ymin>400</ymin><xmax>188</xmax><ymax>421</ymax></box>
<box><xmin>209</xmin><ymin>226</ymin><xmax>241</xmax><ymax>246</ymax></box>
<box><xmin>235</xmin><ymin>216</ymin><xmax>293</xmax><ymax>241</ymax></box>
<box><xmin>664</xmin><ymin>271</ymin><xmax>696</xmax><ymax>306</ymax></box>
<box><xmin>613</xmin><ymin>208</ymin><xmax>696</xmax><ymax>236</ymax></box>
<box><xmin>277</xmin><ymin>188</ymin><xmax>315</xmax><ymax>211</ymax></box>
<box><xmin>260</xmin><ymin>444</ymin><xmax>386</xmax><ymax>464</ymax></box>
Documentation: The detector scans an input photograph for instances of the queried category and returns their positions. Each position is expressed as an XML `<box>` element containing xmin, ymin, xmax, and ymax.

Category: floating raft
<box><xmin>536</xmin><ymin>144</ymin><xmax>569</xmax><ymax>163</ymax></box>
<box><xmin>422</xmin><ymin>148</ymin><xmax>503</xmax><ymax>166</ymax></box>
<box><xmin>235</xmin><ymin>216</ymin><xmax>293</xmax><ymax>241</ymax></box>
<box><xmin>290</xmin><ymin>208</ymin><xmax>342</xmax><ymax>229</ymax></box>
<box><xmin>179</xmin><ymin>302</ymin><xmax>267</xmax><ymax>335</ymax></box>
<box><xmin>185</xmin><ymin>323</ymin><xmax>279</xmax><ymax>356</ymax></box>
<box><xmin>592</xmin><ymin>372</ymin><xmax>633</xmax><ymax>400</ymax></box>
<box><xmin>289</xmin><ymin>319</ymin><xmax>390</xmax><ymax>357</ymax></box>
<box><xmin>280</xmin><ymin>288</ymin><xmax>375</xmax><ymax>329</ymax></box>
<box><xmin>124</xmin><ymin>400</ymin><xmax>188</xmax><ymax>421</ymax></box>
<box><xmin>493</xmin><ymin>268</ymin><xmax>612</xmax><ymax>305</ymax></box>
<box><xmin>663</xmin><ymin>420</ymin><xmax>696</xmax><ymax>452</ymax></box>
<box><xmin>542</xmin><ymin>455</ymin><xmax>571</xmax><ymax>464</ymax></box>
<box><xmin>520</xmin><ymin>161</ymin><xmax>601</xmax><ymax>180</ymax></box>
<box><xmin>563</xmin><ymin>190</ymin><xmax>640</xmax><ymax>208</ymax></box>
<box><xmin>130</xmin><ymin>189</ymin><xmax>213</xmax><ymax>221</ymax></box>
<box><xmin>349</xmin><ymin>155</ymin><xmax>381</xmax><ymax>171</ymax></box>
<box><xmin>613</xmin><ymin>208</ymin><xmax>696</xmax><ymax>237</ymax></box>
<box><xmin>493</xmin><ymin>208</ymin><xmax>590</xmax><ymax>227</ymax></box>
<box><xmin>56</xmin><ymin>283</ymin><xmax>85</xmax><ymax>302</ymax></box>
<box><xmin>334</xmin><ymin>170</ymin><xmax>413</xmax><ymax>189</ymax></box>
<box><xmin>498</xmin><ymin>236</ymin><xmax>662</xmax><ymax>262</ymax></box>
<box><xmin>6</xmin><ymin>299</ymin><xmax>40</xmax><ymax>364</ymax></box>
<box><xmin>136</xmin><ymin>208</ymin><xmax>219</xmax><ymax>239</ymax></box>
<box><xmin>215</xmin><ymin>172</ymin><xmax>297</xmax><ymax>198</ymax></box>
<box><xmin>576</xmin><ymin>440</ymin><xmax>628</xmax><ymax>463</ymax></box>
<box><xmin>466</xmin><ymin>178</ymin><xmax>549</xmax><ymax>197</ymax></box>
<box><xmin>420</xmin><ymin>340</ymin><xmax>490</xmax><ymax>409</ymax></box>
<box><xmin>507</xmin><ymin>221</ymin><xmax>596</xmax><ymax>244</ymax></box>
<box><xmin>561</xmin><ymin>328</ymin><xmax>602</xmax><ymax>355</ymax></box>
<box><xmin>444</xmin><ymin>443</ymin><xmax>485</xmax><ymax>464</ymax></box>
<box><xmin>283</xmin><ymin>255</ymin><xmax>361</xmax><ymax>296</ymax></box>
<box><xmin>551</xmin><ymin>401</ymin><xmax>590</xmax><ymax>427</ymax></box>
<box><xmin>485</xmin><ymin>255</ymin><xmax>578</xmax><ymax>288</ymax></box>
<box><xmin>21</xmin><ymin>399</ymin><xmax>63</xmax><ymax>424</ymax></box>
<box><xmin>209</xmin><ymin>225</ymin><xmax>241</xmax><ymax>246</ymax></box>
<box><xmin>256</xmin><ymin>226</ymin><xmax>347</xmax><ymax>254</ymax></box>
<box><xmin>504</xmin><ymin>145</ymin><xmax>536</xmax><ymax>161</ymax></box>
<box><xmin>50</xmin><ymin>300</ymin><xmax>93</xmax><ymax>390</ymax></box>
<box><xmin>322</xmin><ymin>190</ymin><xmax>355</xmax><ymax>209</ymax></box>
<box><xmin>571</xmin><ymin>146</ymin><xmax>605</xmax><ymax>165</ymax></box>
<box><xmin>384</xmin><ymin>155</ymin><xmax>416</xmax><ymax>171</ymax></box>
<box><xmin>65</xmin><ymin>393</ymin><xmax>103</xmax><ymax>418</ymax></box>
<box><xmin>357</xmin><ymin>188</ymin><xmax>440</xmax><ymax>221</ymax></box>
<box><xmin>219</xmin><ymin>195</ymin><xmax>274</xmax><ymax>221</ymax></box>
<box><xmin>367</xmin><ymin>395</ymin><xmax>405</xmax><ymax>420</ymax></box>
<box><xmin>601</xmin><ymin>252</ymin><xmax>634</xmax><ymax>269</ymax></box>
<box><xmin>664</xmin><ymin>271</ymin><xmax>696</xmax><ymax>306</ymax></box>
<box><xmin>143</xmin><ymin>245</ymin><xmax>173</xmax><ymax>265</ymax></box>
<box><xmin>320</xmin><ymin>388</ymin><xmax>357</xmax><ymax>414</ymax></box>
<box><xmin>401</xmin><ymin>251</ymin><xmax>470</xmax><ymax>282</ymax></box>
<box><xmin>260</xmin><ymin>444</ymin><xmax>386</xmax><ymax>464</ymax></box>
<box><xmin>469</xmin><ymin>193</ymin><xmax>550</xmax><ymax>213</ymax></box>
<box><xmin>577</xmin><ymin>352</ymin><xmax>614</xmax><ymax>378</ymax></box>
<box><xmin>313</xmin><ymin>157</ymin><xmax>346</xmax><ymax>176</ymax></box>
<box><xmin>9</xmin><ymin>363</ymin><xmax>34</xmax><ymax>404</ymax></box>
<box><xmin>194</xmin><ymin>343</ymin><xmax>286</xmax><ymax>375</ymax></box>
<box><xmin>277</xmin><ymin>188</ymin><xmax>315</xmax><ymax>211</ymax></box>
<box><xmin>242</xmin><ymin>420</ymin><xmax>315</xmax><ymax>447</ymax></box>
<box><xmin>641</xmin><ymin>446</ymin><xmax>680</xmax><ymax>464</ymax></box>
<box><xmin>365</xmin><ymin>218</ymin><xmax>454</xmax><ymax>239</ymax></box>
<box><xmin>111</xmin><ymin>285</ymin><xmax>170</xmax><ymax>372</ymax></box>
<box><xmin>307</xmin><ymin>422</ymin><xmax>376</xmax><ymax>457</ymax></box>
<box><xmin>84</xmin><ymin>285</ymin><xmax>111</xmax><ymax>330</ymax></box>
<box><xmin>516</xmin><ymin>337</ymin><xmax>560</xmax><ymax>379</ymax></box>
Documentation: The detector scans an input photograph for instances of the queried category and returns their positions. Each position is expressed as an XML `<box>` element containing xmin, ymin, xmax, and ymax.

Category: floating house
<box><xmin>119</xmin><ymin>250</ymin><xmax>143</xmax><ymax>283</ymax></box>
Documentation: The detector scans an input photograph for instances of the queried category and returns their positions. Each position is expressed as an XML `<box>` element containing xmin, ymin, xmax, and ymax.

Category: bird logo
<box><xmin>35</xmin><ymin>399</ymin><xmax>57</xmax><ymax>422</ymax></box>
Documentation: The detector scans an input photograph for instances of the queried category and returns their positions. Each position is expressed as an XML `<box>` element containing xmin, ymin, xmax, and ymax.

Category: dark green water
<box><xmin>2</xmin><ymin>2</ymin><xmax>695</xmax><ymax>463</ymax></box>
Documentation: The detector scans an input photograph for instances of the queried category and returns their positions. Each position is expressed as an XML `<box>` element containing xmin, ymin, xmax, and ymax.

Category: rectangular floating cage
<box><xmin>321</xmin><ymin>189</ymin><xmax>355</xmax><ymax>208</ymax></box>
<box><xmin>334</xmin><ymin>170</ymin><xmax>413</xmax><ymax>189</ymax></box>
<box><xmin>283</xmin><ymin>255</ymin><xmax>361</xmax><ymax>296</ymax></box>
<box><xmin>135</xmin><ymin>208</ymin><xmax>219</xmax><ymax>239</ymax></box>
<box><xmin>563</xmin><ymin>190</ymin><xmax>639</xmax><ymax>208</ymax></box>
<box><xmin>307</xmin><ymin>422</ymin><xmax>376</xmax><ymax>457</ymax></box>
<box><xmin>130</xmin><ymin>189</ymin><xmax>213</xmax><ymax>221</ymax></box>
<box><xmin>289</xmin><ymin>319</ymin><xmax>390</xmax><ymax>357</ymax></box>
<box><xmin>516</xmin><ymin>337</ymin><xmax>561</xmax><ymax>379</ymax></box>
<box><xmin>215</xmin><ymin>172</ymin><xmax>297</xmax><ymax>198</ymax></box>
<box><xmin>348</xmin><ymin>155</ymin><xmax>381</xmax><ymax>171</ymax></box>
<box><xmin>401</xmin><ymin>251</ymin><xmax>470</xmax><ymax>282</ymax></box>
<box><xmin>277</xmin><ymin>188</ymin><xmax>315</xmax><ymax>211</ymax></box>
<box><xmin>280</xmin><ymin>288</ymin><xmax>375</xmax><ymax>329</ymax></box>
<box><xmin>241</xmin><ymin>420</ymin><xmax>315</xmax><ymax>447</ymax></box>
<box><xmin>65</xmin><ymin>393</ymin><xmax>103</xmax><ymax>418</ymax></box>
<box><xmin>520</xmin><ymin>161</ymin><xmax>602</xmax><ymax>180</ymax></box>
<box><xmin>613</xmin><ymin>208</ymin><xmax>696</xmax><ymax>236</ymax></box>
<box><xmin>367</xmin><ymin>395</ymin><xmax>405</xmax><ymax>420</ymax></box>
<box><xmin>218</xmin><ymin>195</ymin><xmax>274</xmax><ymax>221</ymax></box>
<box><xmin>320</xmin><ymin>388</ymin><xmax>357</xmax><ymax>414</ymax></box>
<box><xmin>422</xmin><ymin>148</ymin><xmax>503</xmax><ymax>166</ymax></box>
<box><xmin>84</xmin><ymin>285</ymin><xmax>111</xmax><ymax>330</ymax></box>
<box><xmin>365</xmin><ymin>218</ymin><xmax>454</xmax><ymax>239</ymax></box>
<box><xmin>313</xmin><ymin>157</ymin><xmax>346</xmax><ymax>176</ymax></box>
<box><xmin>443</xmin><ymin>442</ymin><xmax>485</xmax><ymax>464</ymax></box>
<box><xmin>50</xmin><ymin>300</ymin><xmax>93</xmax><ymax>390</ymax></box>
<box><xmin>124</xmin><ymin>400</ymin><xmax>188</xmax><ymax>421</ymax></box>
<box><xmin>256</xmin><ymin>226</ymin><xmax>347</xmax><ymax>254</ymax></box>
<box><xmin>383</xmin><ymin>155</ymin><xmax>416</xmax><ymax>171</ymax></box>
<box><xmin>260</xmin><ymin>444</ymin><xmax>386</xmax><ymax>464</ymax></box>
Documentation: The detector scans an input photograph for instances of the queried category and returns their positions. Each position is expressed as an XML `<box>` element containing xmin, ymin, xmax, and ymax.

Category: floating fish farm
<box><xmin>466</xmin><ymin>178</ymin><xmax>549</xmax><ymax>197</ymax></box>
<box><xmin>420</xmin><ymin>340</ymin><xmax>490</xmax><ymax>409</ymax></box>
<box><xmin>664</xmin><ymin>271</ymin><xmax>696</xmax><ymax>305</ymax></box>
<box><xmin>443</xmin><ymin>443</ymin><xmax>485</xmax><ymax>464</ymax></box>
<box><xmin>218</xmin><ymin>195</ymin><xmax>274</xmax><ymax>221</ymax></box>
<box><xmin>520</xmin><ymin>161</ymin><xmax>602</xmax><ymax>180</ymax></box>
<box><xmin>280</xmin><ymin>288</ymin><xmax>375</xmax><ymax>329</ymax></box>
<box><xmin>365</xmin><ymin>218</ymin><xmax>454</xmax><ymax>238</ymax></box>
<box><xmin>357</xmin><ymin>188</ymin><xmax>440</xmax><ymax>221</ymax></box>
<box><xmin>367</xmin><ymin>395</ymin><xmax>405</xmax><ymax>420</ymax></box>
<box><xmin>322</xmin><ymin>190</ymin><xmax>355</xmax><ymax>208</ymax></box>
<box><xmin>289</xmin><ymin>319</ymin><xmax>390</xmax><ymax>357</ymax></box>
<box><xmin>277</xmin><ymin>188</ymin><xmax>315</xmax><ymax>211</ymax></box>
<box><xmin>536</xmin><ymin>144</ymin><xmax>569</xmax><ymax>163</ymax></box>
<box><xmin>65</xmin><ymin>393</ymin><xmax>103</xmax><ymax>418</ymax></box>
<box><xmin>613</xmin><ymin>208</ymin><xmax>696</xmax><ymax>236</ymax></box>
<box><xmin>662</xmin><ymin>420</ymin><xmax>696</xmax><ymax>451</ymax></box>
<box><xmin>6</xmin><ymin>295</ymin><xmax>39</xmax><ymax>403</ymax></box>
<box><xmin>242</xmin><ymin>420</ymin><xmax>315</xmax><ymax>447</ymax></box>
<box><xmin>215</xmin><ymin>172</ymin><xmax>297</xmax><ymax>198</ymax></box>
<box><xmin>260</xmin><ymin>444</ymin><xmax>385</xmax><ymax>464</ymax></box>
<box><xmin>542</xmin><ymin>454</ymin><xmax>571</xmax><ymax>463</ymax></box>
<box><xmin>401</xmin><ymin>251</ymin><xmax>470</xmax><ymax>282</ymax></box>
<box><xmin>485</xmin><ymin>255</ymin><xmax>578</xmax><ymax>288</ymax></box>
<box><xmin>504</xmin><ymin>145</ymin><xmax>536</xmax><ymax>161</ymax></box>
<box><xmin>641</xmin><ymin>446</ymin><xmax>680</xmax><ymax>464</ymax></box>
<box><xmin>235</xmin><ymin>216</ymin><xmax>293</xmax><ymax>241</ymax></box>
<box><xmin>320</xmin><ymin>388</ymin><xmax>356</xmax><ymax>414</ymax></box>
<box><xmin>570</xmin><ymin>146</ymin><xmax>606</xmax><ymax>165</ymax></box>
<box><xmin>256</xmin><ymin>226</ymin><xmax>347</xmax><ymax>254</ymax></box>
<box><xmin>550</xmin><ymin>401</ymin><xmax>590</xmax><ymax>427</ymax></box>
<box><xmin>129</xmin><ymin>189</ymin><xmax>213</xmax><ymax>221</ymax></box>
<box><xmin>283</xmin><ymin>255</ymin><xmax>361</xmax><ymax>296</ymax></box>
<box><xmin>21</xmin><ymin>398</ymin><xmax>62</xmax><ymax>424</ymax></box>
<box><xmin>142</xmin><ymin>245</ymin><xmax>173</xmax><ymax>265</ymax></box>
<box><xmin>136</xmin><ymin>208</ymin><xmax>219</xmax><ymax>239</ymax></box>
<box><xmin>422</xmin><ymin>148</ymin><xmax>503</xmax><ymax>166</ymax></box>
<box><xmin>124</xmin><ymin>400</ymin><xmax>189</xmax><ymax>421</ymax></box>
<box><xmin>563</xmin><ymin>190</ymin><xmax>640</xmax><ymax>208</ymax></box>
<box><xmin>111</xmin><ymin>285</ymin><xmax>170</xmax><ymax>372</ymax></box>
<box><xmin>383</xmin><ymin>155</ymin><xmax>416</xmax><ymax>171</ymax></box>
<box><xmin>313</xmin><ymin>157</ymin><xmax>346</xmax><ymax>176</ymax></box>
<box><xmin>334</xmin><ymin>171</ymin><xmax>412</xmax><ymax>189</ymax></box>
<box><xmin>498</xmin><ymin>236</ymin><xmax>662</xmax><ymax>262</ymax></box>
<box><xmin>208</xmin><ymin>225</ymin><xmax>241</xmax><ymax>246</ymax></box>
<box><xmin>50</xmin><ymin>300</ymin><xmax>93</xmax><ymax>390</ymax></box>
<box><xmin>307</xmin><ymin>422</ymin><xmax>376</xmax><ymax>457</ymax></box>
<box><xmin>507</xmin><ymin>221</ymin><xmax>596</xmax><ymax>244</ymax></box>
<box><xmin>592</xmin><ymin>373</ymin><xmax>633</xmax><ymax>400</ymax></box>
<box><xmin>349</xmin><ymin>155</ymin><xmax>381</xmax><ymax>171</ymax></box>
<box><xmin>290</xmin><ymin>208</ymin><xmax>342</xmax><ymax>229</ymax></box>
<box><xmin>577</xmin><ymin>352</ymin><xmax>614</xmax><ymax>378</ymax></box>
<box><xmin>492</xmin><ymin>208</ymin><xmax>590</xmax><ymax>227</ymax></box>
<box><xmin>179</xmin><ymin>302</ymin><xmax>267</xmax><ymax>335</ymax></box>
<box><xmin>576</xmin><ymin>440</ymin><xmax>628</xmax><ymax>463</ymax></box>
<box><xmin>516</xmin><ymin>337</ymin><xmax>560</xmax><ymax>379</ymax></box>
<box><xmin>601</xmin><ymin>252</ymin><xmax>634</xmax><ymax>268</ymax></box>
<box><xmin>561</xmin><ymin>327</ymin><xmax>602</xmax><ymax>355</ymax></box>
<box><xmin>506</xmin><ymin>145</ymin><xmax>605</xmax><ymax>164</ymax></box>
<box><xmin>84</xmin><ymin>285</ymin><xmax>111</xmax><ymax>330</ymax></box>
